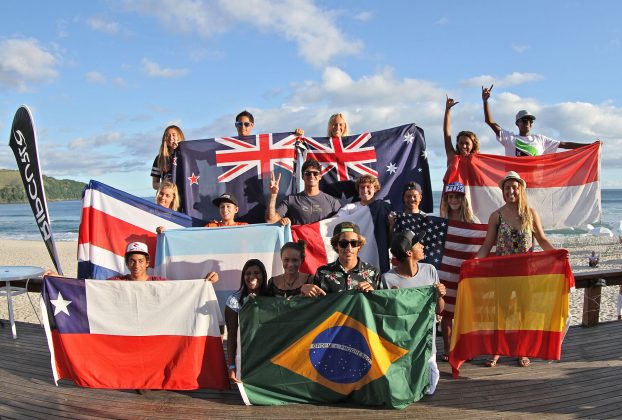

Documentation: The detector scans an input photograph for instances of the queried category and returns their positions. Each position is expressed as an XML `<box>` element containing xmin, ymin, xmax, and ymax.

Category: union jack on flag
<box><xmin>174</xmin><ymin>124</ymin><xmax>432</xmax><ymax>224</ymax></box>
<box><xmin>215</xmin><ymin>134</ymin><xmax>298</xmax><ymax>182</ymax></box>
<box><xmin>304</xmin><ymin>133</ymin><xmax>377</xmax><ymax>181</ymax></box>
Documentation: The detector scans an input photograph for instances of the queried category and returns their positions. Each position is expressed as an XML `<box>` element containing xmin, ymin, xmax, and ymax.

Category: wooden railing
<box><xmin>573</xmin><ymin>269</ymin><xmax>622</xmax><ymax>327</ymax></box>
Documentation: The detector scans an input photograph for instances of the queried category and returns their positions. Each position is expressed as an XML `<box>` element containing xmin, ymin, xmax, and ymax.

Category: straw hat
<box><xmin>498</xmin><ymin>171</ymin><xmax>526</xmax><ymax>189</ymax></box>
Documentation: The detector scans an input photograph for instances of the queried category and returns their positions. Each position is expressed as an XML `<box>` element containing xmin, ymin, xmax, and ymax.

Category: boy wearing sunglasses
<box><xmin>301</xmin><ymin>222</ymin><xmax>385</xmax><ymax>297</ymax></box>
<box><xmin>266</xmin><ymin>158</ymin><xmax>341</xmax><ymax>225</ymax></box>
<box><xmin>234</xmin><ymin>110</ymin><xmax>255</xmax><ymax>137</ymax></box>
<box><xmin>481</xmin><ymin>85</ymin><xmax>591</xmax><ymax>156</ymax></box>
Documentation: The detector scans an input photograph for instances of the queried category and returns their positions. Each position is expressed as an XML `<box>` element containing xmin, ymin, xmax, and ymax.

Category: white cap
<box><xmin>125</xmin><ymin>241</ymin><xmax>149</xmax><ymax>256</ymax></box>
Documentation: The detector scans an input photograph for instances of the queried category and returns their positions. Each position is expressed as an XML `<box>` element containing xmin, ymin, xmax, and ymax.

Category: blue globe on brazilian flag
<box><xmin>238</xmin><ymin>288</ymin><xmax>437</xmax><ymax>409</ymax></box>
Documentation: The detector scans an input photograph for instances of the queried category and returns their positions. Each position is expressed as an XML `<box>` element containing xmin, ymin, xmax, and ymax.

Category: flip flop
<box><xmin>484</xmin><ymin>359</ymin><xmax>498</xmax><ymax>367</ymax></box>
<box><xmin>438</xmin><ymin>353</ymin><xmax>449</xmax><ymax>362</ymax></box>
<box><xmin>518</xmin><ymin>357</ymin><xmax>531</xmax><ymax>367</ymax></box>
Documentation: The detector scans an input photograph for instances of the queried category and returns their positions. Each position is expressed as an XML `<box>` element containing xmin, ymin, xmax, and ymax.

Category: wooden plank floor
<box><xmin>1</xmin><ymin>320</ymin><xmax>621</xmax><ymax>419</ymax></box>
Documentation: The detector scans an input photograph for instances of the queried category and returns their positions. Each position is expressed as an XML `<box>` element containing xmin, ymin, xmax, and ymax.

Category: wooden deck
<box><xmin>1</xmin><ymin>321</ymin><xmax>621</xmax><ymax>419</ymax></box>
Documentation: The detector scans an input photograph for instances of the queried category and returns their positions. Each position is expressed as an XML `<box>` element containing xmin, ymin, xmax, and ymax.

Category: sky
<box><xmin>2</xmin><ymin>0</ymin><xmax>622</xmax><ymax>197</ymax></box>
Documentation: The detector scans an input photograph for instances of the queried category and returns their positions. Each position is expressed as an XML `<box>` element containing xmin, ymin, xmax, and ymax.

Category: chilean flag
<box><xmin>41</xmin><ymin>275</ymin><xmax>229</xmax><ymax>390</ymax></box>
<box><xmin>78</xmin><ymin>180</ymin><xmax>201</xmax><ymax>279</ymax></box>
<box><xmin>443</xmin><ymin>142</ymin><xmax>601</xmax><ymax>229</ymax></box>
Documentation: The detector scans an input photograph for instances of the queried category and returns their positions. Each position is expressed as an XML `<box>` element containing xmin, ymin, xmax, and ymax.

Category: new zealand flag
<box><xmin>174</xmin><ymin>124</ymin><xmax>432</xmax><ymax>223</ymax></box>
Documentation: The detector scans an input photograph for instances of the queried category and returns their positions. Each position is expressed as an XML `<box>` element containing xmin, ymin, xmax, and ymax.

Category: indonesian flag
<box><xmin>443</xmin><ymin>142</ymin><xmax>601</xmax><ymax>229</ymax></box>
<box><xmin>41</xmin><ymin>276</ymin><xmax>229</xmax><ymax>390</ymax></box>
<box><xmin>448</xmin><ymin>250</ymin><xmax>574</xmax><ymax>378</ymax></box>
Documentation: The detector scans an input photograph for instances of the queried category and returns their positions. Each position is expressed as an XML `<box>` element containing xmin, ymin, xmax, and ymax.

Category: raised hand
<box><xmin>482</xmin><ymin>84</ymin><xmax>494</xmax><ymax>101</ymax></box>
<box><xmin>446</xmin><ymin>94</ymin><xmax>459</xmax><ymax>110</ymax></box>
<box><xmin>269</xmin><ymin>171</ymin><xmax>281</xmax><ymax>195</ymax></box>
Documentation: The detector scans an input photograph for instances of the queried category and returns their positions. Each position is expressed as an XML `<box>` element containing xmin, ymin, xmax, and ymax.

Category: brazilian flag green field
<box><xmin>239</xmin><ymin>288</ymin><xmax>436</xmax><ymax>409</ymax></box>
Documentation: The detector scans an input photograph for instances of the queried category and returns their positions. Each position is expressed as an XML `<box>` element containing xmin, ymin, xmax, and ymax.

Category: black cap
<box><xmin>332</xmin><ymin>221</ymin><xmax>361</xmax><ymax>237</ymax></box>
<box><xmin>390</xmin><ymin>230</ymin><xmax>425</xmax><ymax>260</ymax></box>
<box><xmin>212</xmin><ymin>193</ymin><xmax>239</xmax><ymax>207</ymax></box>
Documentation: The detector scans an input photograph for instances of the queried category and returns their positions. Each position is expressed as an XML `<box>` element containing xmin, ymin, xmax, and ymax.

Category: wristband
<box><xmin>228</xmin><ymin>364</ymin><xmax>236</xmax><ymax>370</ymax></box>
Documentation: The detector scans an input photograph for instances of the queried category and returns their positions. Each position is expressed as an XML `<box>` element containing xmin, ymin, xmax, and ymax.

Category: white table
<box><xmin>0</xmin><ymin>266</ymin><xmax>44</xmax><ymax>339</ymax></box>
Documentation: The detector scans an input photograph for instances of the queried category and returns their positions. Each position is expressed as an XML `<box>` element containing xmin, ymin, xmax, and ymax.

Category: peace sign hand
<box><xmin>269</xmin><ymin>171</ymin><xmax>281</xmax><ymax>195</ymax></box>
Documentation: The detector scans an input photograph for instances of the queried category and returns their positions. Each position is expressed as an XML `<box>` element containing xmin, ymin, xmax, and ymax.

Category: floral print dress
<box><xmin>495</xmin><ymin>210</ymin><xmax>533</xmax><ymax>256</ymax></box>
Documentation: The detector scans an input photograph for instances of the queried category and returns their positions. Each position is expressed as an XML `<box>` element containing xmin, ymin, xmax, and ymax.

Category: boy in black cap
<box><xmin>206</xmin><ymin>193</ymin><xmax>248</xmax><ymax>227</ymax></box>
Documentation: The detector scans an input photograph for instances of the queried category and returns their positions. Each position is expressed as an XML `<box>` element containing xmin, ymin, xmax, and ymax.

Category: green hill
<box><xmin>0</xmin><ymin>169</ymin><xmax>85</xmax><ymax>203</ymax></box>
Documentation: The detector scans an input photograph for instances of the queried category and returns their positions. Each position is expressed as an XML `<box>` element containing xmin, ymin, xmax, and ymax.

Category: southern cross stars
<box><xmin>50</xmin><ymin>292</ymin><xmax>72</xmax><ymax>316</ymax></box>
<box><xmin>386</xmin><ymin>162</ymin><xmax>398</xmax><ymax>174</ymax></box>
<box><xmin>403</xmin><ymin>132</ymin><xmax>414</xmax><ymax>144</ymax></box>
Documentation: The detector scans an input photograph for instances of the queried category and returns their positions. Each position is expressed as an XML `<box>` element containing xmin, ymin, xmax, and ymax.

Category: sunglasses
<box><xmin>338</xmin><ymin>239</ymin><xmax>360</xmax><ymax>248</ymax></box>
<box><xmin>235</xmin><ymin>121</ymin><xmax>252</xmax><ymax>128</ymax></box>
<box><xmin>520</xmin><ymin>118</ymin><xmax>534</xmax><ymax>124</ymax></box>
<box><xmin>303</xmin><ymin>170</ymin><xmax>320</xmax><ymax>177</ymax></box>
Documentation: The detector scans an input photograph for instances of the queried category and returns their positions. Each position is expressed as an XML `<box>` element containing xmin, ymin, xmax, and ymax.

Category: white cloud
<box><xmin>85</xmin><ymin>71</ymin><xmax>106</xmax><ymax>84</ymax></box>
<box><xmin>113</xmin><ymin>77</ymin><xmax>126</xmax><ymax>87</ymax></box>
<box><xmin>87</xmin><ymin>17</ymin><xmax>120</xmax><ymax>34</ymax></box>
<box><xmin>69</xmin><ymin>132</ymin><xmax>122</xmax><ymax>149</ymax></box>
<box><xmin>353</xmin><ymin>11</ymin><xmax>373</xmax><ymax>22</ymax></box>
<box><xmin>435</xmin><ymin>17</ymin><xmax>449</xmax><ymax>25</ymax></box>
<box><xmin>512</xmin><ymin>44</ymin><xmax>529</xmax><ymax>53</ymax></box>
<box><xmin>123</xmin><ymin>0</ymin><xmax>362</xmax><ymax>67</ymax></box>
<box><xmin>0</xmin><ymin>38</ymin><xmax>58</xmax><ymax>91</ymax></box>
<box><xmin>141</xmin><ymin>58</ymin><xmax>188</xmax><ymax>78</ymax></box>
<box><xmin>460</xmin><ymin>72</ymin><xmax>544</xmax><ymax>88</ymax></box>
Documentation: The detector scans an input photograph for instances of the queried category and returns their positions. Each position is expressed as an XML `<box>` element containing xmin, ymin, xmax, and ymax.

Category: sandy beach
<box><xmin>1</xmin><ymin>237</ymin><xmax>620</xmax><ymax>326</ymax></box>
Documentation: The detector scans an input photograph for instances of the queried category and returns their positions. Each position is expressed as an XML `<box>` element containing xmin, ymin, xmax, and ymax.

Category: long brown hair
<box><xmin>157</xmin><ymin>125</ymin><xmax>185</xmax><ymax>175</ymax></box>
<box><xmin>455</xmin><ymin>131</ymin><xmax>480</xmax><ymax>154</ymax></box>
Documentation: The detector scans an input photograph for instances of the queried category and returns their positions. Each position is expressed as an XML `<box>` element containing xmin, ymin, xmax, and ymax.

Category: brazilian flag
<box><xmin>238</xmin><ymin>288</ymin><xmax>436</xmax><ymax>409</ymax></box>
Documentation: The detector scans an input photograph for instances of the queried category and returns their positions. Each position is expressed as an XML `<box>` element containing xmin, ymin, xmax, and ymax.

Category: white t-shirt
<box><xmin>381</xmin><ymin>263</ymin><xmax>439</xmax><ymax>395</ymax></box>
<box><xmin>497</xmin><ymin>129</ymin><xmax>560</xmax><ymax>157</ymax></box>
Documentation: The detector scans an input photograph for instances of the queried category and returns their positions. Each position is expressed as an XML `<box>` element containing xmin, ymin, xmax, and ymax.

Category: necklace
<box><xmin>283</xmin><ymin>273</ymin><xmax>299</xmax><ymax>289</ymax></box>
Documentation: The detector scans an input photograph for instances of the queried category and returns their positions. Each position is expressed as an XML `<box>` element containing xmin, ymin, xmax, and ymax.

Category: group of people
<box><xmin>142</xmin><ymin>93</ymin><xmax>601</xmax><ymax>384</ymax></box>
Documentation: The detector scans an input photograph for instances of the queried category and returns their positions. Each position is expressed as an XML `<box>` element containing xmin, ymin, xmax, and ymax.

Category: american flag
<box><xmin>393</xmin><ymin>214</ymin><xmax>488</xmax><ymax>317</ymax></box>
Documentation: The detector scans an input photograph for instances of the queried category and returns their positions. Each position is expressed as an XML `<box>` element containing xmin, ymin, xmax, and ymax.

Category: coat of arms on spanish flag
<box><xmin>449</xmin><ymin>249</ymin><xmax>574</xmax><ymax>378</ymax></box>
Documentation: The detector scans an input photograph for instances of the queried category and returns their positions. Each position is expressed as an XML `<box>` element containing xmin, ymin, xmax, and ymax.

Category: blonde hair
<box><xmin>455</xmin><ymin>131</ymin><xmax>480</xmax><ymax>154</ymax></box>
<box><xmin>502</xmin><ymin>179</ymin><xmax>533</xmax><ymax>232</ymax></box>
<box><xmin>157</xmin><ymin>125</ymin><xmax>185</xmax><ymax>175</ymax></box>
<box><xmin>439</xmin><ymin>193</ymin><xmax>477</xmax><ymax>223</ymax></box>
<box><xmin>156</xmin><ymin>180</ymin><xmax>180</xmax><ymax>212</ymax></box>
<box><xmin>326</xmin><ymin>113</ymin><xmax>349</xmax><ymax>137</ymax></box>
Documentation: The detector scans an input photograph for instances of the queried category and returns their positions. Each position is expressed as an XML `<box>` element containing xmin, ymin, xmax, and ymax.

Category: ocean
<box><xmin>1</xmin><ymin>190</ymin><xmax>621</xmax><ymax>242</ymax></box>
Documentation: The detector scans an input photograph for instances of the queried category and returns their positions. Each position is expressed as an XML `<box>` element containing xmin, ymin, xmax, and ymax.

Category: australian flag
<box><xmin>174</xmin><ymin>123</ymin><xmax>432</xmax><ymax>223</ymax></box>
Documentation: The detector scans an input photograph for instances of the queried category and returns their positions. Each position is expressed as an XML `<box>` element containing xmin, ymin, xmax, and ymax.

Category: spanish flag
<box><xmin>449</xmin><ymin>249</ymin><xmax>574</xmax><ymax>378</ymax></box>
<box><xmin>238</xmin><ymin>288</ymin><xmax>437</xmax><ymax>409</ymax></box>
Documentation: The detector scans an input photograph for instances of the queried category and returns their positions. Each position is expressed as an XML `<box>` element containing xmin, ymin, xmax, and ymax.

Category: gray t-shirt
<box><xmin>276</xmin><ymin>191</ymin><xmax>341</xmax><ymax>225</ymax></box>
<box><xmin>382</xmin><ymin>263</ymin><xmax>439</xmax><ymax>289</ymax></box>
<box><xmin>381</xmin><ymin>262</ymin><xmax>439</xmax><ymax>395</ymax></box>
